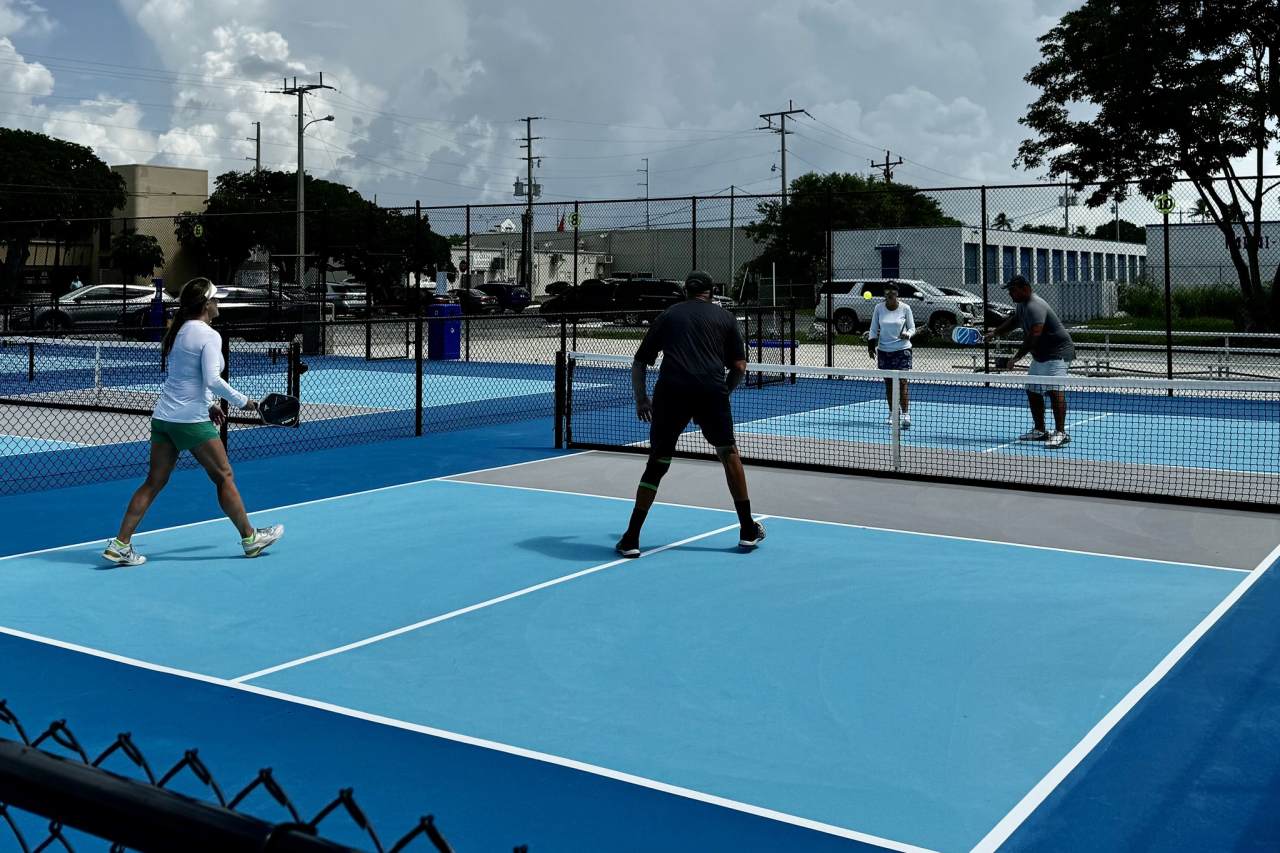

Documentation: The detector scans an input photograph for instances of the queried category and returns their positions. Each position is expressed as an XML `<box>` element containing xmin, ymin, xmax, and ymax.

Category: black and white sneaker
<box><xmin>738</xmin><ymin>521</ymin><xmax>766</xmax><ymax>549</ymax></box>
<box><xmin>615</xmin><ymin>537</ymin><xmax>641</xmax><ymax>558</ymax></box>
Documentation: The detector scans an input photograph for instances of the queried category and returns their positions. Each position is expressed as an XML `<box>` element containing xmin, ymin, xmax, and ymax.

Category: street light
<box><xmin>297</xmin><ymin>114</ymin><xmax>334</xmax><ymax>293</ymax></box>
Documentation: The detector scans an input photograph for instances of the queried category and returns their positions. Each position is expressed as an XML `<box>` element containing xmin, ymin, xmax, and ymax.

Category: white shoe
<box><xmin>1019</xmin><ymin>429</ymin><xmax>1049</xmax><ymax>441</ymax></box>
<box><xmin>1046</xmin><ymin>431</ymin><xmax>1071</xmax><ymax>449</ymax></box>
<box><xmin>242</xmin><ymin>524</ymin><xmax>284</xmax><ymax>558</ymax></box>
<box><xmin>102</xmin><ymin>538</ymin><xmax>145</xmax><ymax>567</ymax></box>
<box><xmin>900</xmin><ymin>413</ymin><xmax>911</xmax><ymax>429</ymax></box>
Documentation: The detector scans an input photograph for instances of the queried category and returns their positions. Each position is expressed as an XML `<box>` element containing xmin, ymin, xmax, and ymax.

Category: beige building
<box><xmin>107</xmin><ymin>165</ymin><xmax>209</xmax><ymax>293</ymax></box>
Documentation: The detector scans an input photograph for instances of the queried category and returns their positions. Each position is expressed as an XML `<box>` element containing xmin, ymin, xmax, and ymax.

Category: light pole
<box><xmin>297</xmin><ymin>114</ymin><xmax>333</xmax><ymax>292</ymax></box>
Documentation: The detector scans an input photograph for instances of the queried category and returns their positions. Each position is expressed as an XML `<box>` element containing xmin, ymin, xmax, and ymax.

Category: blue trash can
<box><xmin>426</xmin><ymin>302</ymin><xmax>462</xmax><ymax>360</ymax></box>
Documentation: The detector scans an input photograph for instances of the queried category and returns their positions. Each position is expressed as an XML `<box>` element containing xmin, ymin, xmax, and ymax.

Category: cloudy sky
<box><xmin>4</xmin><ymin>0</ymin><xmax>1113</xmax><ymax>221</ymax></box>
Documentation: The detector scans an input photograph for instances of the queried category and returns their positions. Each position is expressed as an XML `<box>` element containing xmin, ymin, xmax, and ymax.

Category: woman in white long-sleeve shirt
<box><xmin>866</xmin><ymin>283</ymin><xmax>915</xmax><ymax>428</ymax></box>
<box><xmin>103</xmin><ymin>278</ymin><xmax>283</xmax><ymax>566</ymax></box>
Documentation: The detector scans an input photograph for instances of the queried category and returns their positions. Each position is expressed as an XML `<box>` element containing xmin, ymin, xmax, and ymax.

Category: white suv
<box><xmin>814</xmin><ymin>278</ymin><xmax>979</xmax><ymax>336</ymax></box>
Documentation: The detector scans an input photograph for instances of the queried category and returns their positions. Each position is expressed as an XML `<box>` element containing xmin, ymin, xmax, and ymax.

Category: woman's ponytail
<box><xmin>161</xmin><ymin>278</ymin><xmax>217</xmax><ymax>358</ymax></box>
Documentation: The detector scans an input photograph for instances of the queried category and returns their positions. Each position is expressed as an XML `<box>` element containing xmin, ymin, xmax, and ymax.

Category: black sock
<box><xmin>734</xmin><ymin>499</ymin><xmax>753</xmax><ymax>530</ymax></box>
<box><xmin>624</xmin><ymin>506</ymin><xmax>649</xmax><ymax>541</ymax></box>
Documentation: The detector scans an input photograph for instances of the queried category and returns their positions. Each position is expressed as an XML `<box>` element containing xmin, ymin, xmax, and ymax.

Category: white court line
<box><xmin>0</xmin><ymin>451</ymin><xmax>595</xmax><ymax>563</ymax></box>
<box><xmin>0</xmin><ymin>625</ymin><xmax>933</xmax><ymax>853</ymax></box>
<box><xmin>970</xmin><ymin>539</ymin><xmax>1280</xmax><ymax>853</ymax></box>
<box><xmin>231</xmin><ymin>518</ymin><xmax>763</xmax><ymax>683</ymax></box>
<box><xmin>440</xmin><ymin>478</ymin><xmax>1250</xmax><ymax>574</ymax></box>
<box><xmin>979</xmin><ymin>412</ymin><xmax>1113</xmax><ymax>455</ymax></box>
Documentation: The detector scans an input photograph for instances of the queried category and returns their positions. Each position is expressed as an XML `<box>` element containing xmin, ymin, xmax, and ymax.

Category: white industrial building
<box><xmin>1145</xmin><ymin>220</ymin><xmax>1280</xmax><ymax>287</ymax></box>
<box><xmin>833</xmin><ymin>225</ymin><xmax>1148</xmax><ymax>321</ymax></box>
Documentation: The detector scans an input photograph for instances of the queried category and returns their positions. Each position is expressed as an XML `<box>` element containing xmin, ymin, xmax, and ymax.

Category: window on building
<box><xmin>1094</xmin><ymin>253</ymin><xmax>1104</xmax><ymax>281</ymax></box>
<box><xmin>1081</xmin><ymin>252</ymin><xmax>1092</xmax><ymax>281</ymax></box>
<box><xmin>1020</xmin><ymin>247</ymin><xmax>1034</xmax><ymax>282</ymax></box>
<box><xmin>1002</xmin><ymin>246</ymin><xmax>1016</xmax><ymax>284</ymax></box>
<box><xmin>1037</xmin><ymin>248</ymin><xmax>1049</xmax><ymax>283</ymax></box>
<box><xmin>1138</xmin><ymin>256</ymin><xmax>1146</xmax><ymax>279</ymax></box>
<box><xmin>1052</xmin><ymin>250</ymin><xmax>1064</xmax><ymax>282</ymax></box>
<box><xmin>964</xmin><ymin>243</ymin><xmax>980</xmax><ymax>286</ymax></box>
<box><xmin>1130</xmin><ymin>256</ymin><xmax>1139</xmax><ymax>281</ymax></box>
<box><xmin>1106</xmin><ymin>254</ymin><xmax>1116</xmax><ymax>280</ymax></box>
<box><xmin>985</xmin><ymin>244</ymin><xmax>999</xmax><ymax>285</ymax></box>
<box><xmin>877</xmin><ymin>245</ymin><xmax>900</xmax><ymax>279</ymax></box>
<box><xmin>1066</xmin><ymin>251</ymin><xmax>1078</xmax><ymax>282</ymax></box>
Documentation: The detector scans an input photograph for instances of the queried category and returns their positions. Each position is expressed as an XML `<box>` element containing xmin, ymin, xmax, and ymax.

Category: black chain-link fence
<box><xmin>0</xmin><ymin>699</ymin><xmax>528</xmax><ymax>852</ymax></box>
<box><xmin>1</xmin><ymin>176</ymin><xmax>1277</xmax><ymax>494</ymax></box>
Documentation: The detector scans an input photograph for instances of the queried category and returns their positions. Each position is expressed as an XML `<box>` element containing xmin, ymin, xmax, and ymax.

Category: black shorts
<box><xmin>649</xmin><ymin>381</ymin><xmax>736</xmax><ymax>457</ymax></box>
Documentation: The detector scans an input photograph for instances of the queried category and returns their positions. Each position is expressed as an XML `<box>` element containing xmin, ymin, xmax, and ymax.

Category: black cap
<box><xmin>1003</xmin><ymin>274</ymin><xmax>1029</xmax><ymax>290</ymax></box>
<box><xmin>684</xmin><ymin>270</ymin><xmax>714</xmax><ymax>293</ymax></box>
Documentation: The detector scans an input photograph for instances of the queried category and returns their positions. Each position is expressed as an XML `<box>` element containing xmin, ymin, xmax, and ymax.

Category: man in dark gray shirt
<box><xmin>616</xmin><ymin>270</ymin><xmax>765</xmax><ymax>557</ymax></box>
<box><xmin>987</xmin><ymin>274</ymin><xmax>1076</xmax><ymax>448</ymax></box>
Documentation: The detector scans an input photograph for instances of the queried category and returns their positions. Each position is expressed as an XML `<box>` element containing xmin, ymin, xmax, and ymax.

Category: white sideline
<box><xmin>969</xmin><ymin>539</ymin><xmax>1280</xmax><ymax>853</ymax></box>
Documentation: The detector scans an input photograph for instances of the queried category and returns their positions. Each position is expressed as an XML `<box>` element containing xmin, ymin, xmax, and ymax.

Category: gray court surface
<box><xmin>451</xmin><ymin>450</ymin><xmax>1280</xmax><ymax>570</ymax></box>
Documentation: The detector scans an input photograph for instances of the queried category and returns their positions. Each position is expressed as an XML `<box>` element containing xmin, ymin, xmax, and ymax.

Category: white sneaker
<box><xmin>900</xmin><ymin>413</ymin><xmax>911</xmax><ymax>429</ymax></box>
<box><xmin>885</xmin><ymin>414</ymin><xmax>894</xmax><ymax>425</ymax></box>
<box><xmin>102</xmin><ymin>538</ymin><xmax>145</xmax><ymax>567</ymax></box>
<box><xmin>1019</xmin><ymin>429</ymin><xmax>1049</xmax><ymax>441</ymax></box>
<box><xmin>242</xmin><ymin>524</ymin><xmax>284</xmax><ymax>558</ymax></box>
<box><xmin>1046</xmin><ymin>431</ymin><xmax>1071</xmax><ymax>449</ymax></box>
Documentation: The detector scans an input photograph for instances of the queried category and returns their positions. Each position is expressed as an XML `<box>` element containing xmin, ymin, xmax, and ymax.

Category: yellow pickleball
<box><xmin>862</xmin><ymin>291</ymin><xmax>872</xmax><ymax>300</ymax></box>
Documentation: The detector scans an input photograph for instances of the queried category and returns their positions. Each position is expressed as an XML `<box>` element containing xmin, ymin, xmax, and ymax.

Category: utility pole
<box><xmin>514</xmin><ymin>116</ymin><xmax>543</xmax><ymax>289</ymax></box>
<box><xmin>758</xmin><ymin>100</ymin><xmax>808</xmax><ymax>205</ymax></box>
<box><xmin>638</xmin><ymin>157</ymin><xmax>652</xmax><ymax>274</ymax></box>
<box><xmin>271</xmin><ymin>74</ymin><xmax>334</xmax><ymax>294</ymax></box>
<box><xmin>870</xmin><ymin>150</ymin><xmax>903</xmax><ymax>183</ymax></box>
<box><xmin>246</xmin><ymin>122</ymin><xmax>261</xmax><ymax>172</ymax></box>
<box><xmin>637</xmin><ymin>158</ymin><xmax>650</xmax><ymax>228</ymax></box>
<box><xmin>1059</xmin><ymin>182</ymin><xmax>1077</xmax><ymax>233</ymax></box>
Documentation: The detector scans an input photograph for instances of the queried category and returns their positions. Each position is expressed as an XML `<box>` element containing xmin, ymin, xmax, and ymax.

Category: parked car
<box><xmin>325</xmin><ymin>280</ymin><xmax>368</xmax><ymax>316</ymax></box>
<box><xmin>936</xmin><ymin>285</ymin><xmax>1013</xmax><ymax>328</ymax></box>
<box><xmin>814</xmin><ymin>278</ymin><xmax>979</xmax><ymax>336</ymax></box>
<box><xmin>610</xmin><ymin>278</ymin><xmax>686</xmax><ymax>325</ymax></box>
<box><xmin>17</xmin><ymin>283</ymin><xmax>171</xmax><ymax>332</ymax></box>
<box><xmin>475</xmin><ymin>281</ymin><xmax>531</xmax><ymax>313</ymax></box>
<box><xmin>538</xmin><ymin>278</ymin><xmax>618</xmax><ymax>320</ymax></box>
<box><xmin>448</xmin><ymin>288</ymin><xmax>499</xmax><ymax>315</ymax></box>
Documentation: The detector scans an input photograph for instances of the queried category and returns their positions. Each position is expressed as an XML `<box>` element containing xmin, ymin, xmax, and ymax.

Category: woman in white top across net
<box><xmin>103</xmin><ymin>278</ymin><xmax>283</xmax><ymax>566</ymax></box>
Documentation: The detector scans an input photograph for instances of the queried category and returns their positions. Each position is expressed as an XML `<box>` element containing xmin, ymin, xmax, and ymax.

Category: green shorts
<box><xmin>150</xmin><ymin>418</ymin><xmax>219</xmax><ymax>451</ymax></box>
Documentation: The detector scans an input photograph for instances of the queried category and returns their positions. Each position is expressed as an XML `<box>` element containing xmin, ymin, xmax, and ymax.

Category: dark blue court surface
<box><xmin>3</xmin><ymin>424</ymin><xmax>1278</xmax><ymax>851</ymax></box>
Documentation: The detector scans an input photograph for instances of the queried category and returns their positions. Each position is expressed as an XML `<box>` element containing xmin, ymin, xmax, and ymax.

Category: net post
<box><xmin>27</xmin><ymin>341</ymin><xmax>34</xmax><ymax>382</ymax></box>
<box><xmin>554</xmin><ymin>349</ymin><xmax>566</xmax><ymax>449</ymax></box>
<box><xmin>364</xmin><ymin>316</ymin><xmax>372</xmax><ymax>361</ymax></box>
<box><xmin>93</xmin><ymin>342</ymin><xmax>103</xmax><ymax>406</ymax></box>
<box><xmin>890</xmin><ymin>374</ymin><xmax>901</xmax><ymax>471</ymax></box>
<box><xmin>414</xmin><ymin>315</ymin><xmax>424</xmax><ymax>437</ymax></box>
<box><xmin>825</xmin><ymin>189</ymin><xmax>834</xmax><ymax>368</ymax></box>
<box><xmin>563</xmin><ymin>354</ymin><xmax>575</xmax><ymax>446</ymax></box>
<box><xmin>825</xmin><ymin>292</ymin><xmax>834</xmax><ymax>367</ymax></box>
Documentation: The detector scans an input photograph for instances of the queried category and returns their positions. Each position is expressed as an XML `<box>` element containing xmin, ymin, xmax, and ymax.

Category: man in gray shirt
<box><xmin>986</xmin><ymin>275</ymin><xmax>1076</xmax><ymax>448</ymax></box>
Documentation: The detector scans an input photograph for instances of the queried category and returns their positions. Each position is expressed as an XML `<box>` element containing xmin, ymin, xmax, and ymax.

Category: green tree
<box><xmin>745</xmin><ymin>172</ymin><xmax>961</xmax><ymax>286</ymax></box>
<box><xmin>1016</xmin><ymin>0</ymin><xmax>1280</xmax><ymax>328</ymax></box>
<box><xmin>0</xmin><ymin>129</ymin><xmax>126</xmax><ymax>298</ymax></box>
<box><xmin>110</xmin><ymin>231</ymin><xmax>165</xmax><ymax>285</ymax></box>
<box><xmin>341</xmin><ymin>205</ymin><xmax>453</xmax><ymax>306</ymax></box>
<box><xmin>1089</xmin><ymin>218</ymin><xmax>1146</xmax><ymax>243</ymax></box>
<box><xmin>175</xmin><ymin>169</ymin><xmax>371</xmax><ymax>289</ymax></box>
<box><xmin>992</xmin><ymin>212</ymin><xmax>1012</xmax><ymax>230</ymax></box>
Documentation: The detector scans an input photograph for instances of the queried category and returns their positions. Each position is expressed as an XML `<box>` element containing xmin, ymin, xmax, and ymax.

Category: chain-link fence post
<box><xmin>825</xmin><ymin>189</ymin><xmax>834</xmax><ymax>367</ymax></box>
<box><xmin>415</xmin><ymin>313</ymin><xmax>424</xmax><ymax>435</ymax></box>
<box><xmin>981</xmin><ymin>186</ymin><xmax>990</xmax><ymax>373</ymax></box>
<box><xmin>1163</xmin><ymin>209</ymin><xmax>1174</xmax><ymax>390</ymax></box>
<box><xmin>691</xmin><ymin>196</ymin><xmax>698</xmax><ymax>270</ymax></box>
